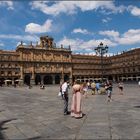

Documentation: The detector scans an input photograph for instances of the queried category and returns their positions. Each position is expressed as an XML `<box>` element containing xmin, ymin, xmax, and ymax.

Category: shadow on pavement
<box><xmin>0</xmin><ymin>118</ymin><xmax>17</xmax><ymax>140</ymax></box>
<box><xmin>133</xmin><ymin>105</ymin><xmax>140</xmax><ymax>108</ymax></box>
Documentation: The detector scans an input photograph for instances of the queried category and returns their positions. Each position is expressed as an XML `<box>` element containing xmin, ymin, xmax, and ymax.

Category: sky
<box><xmin>0</xmin><ymin>0</ymin><xmax>140</xmax><ymax>55</ymax></box>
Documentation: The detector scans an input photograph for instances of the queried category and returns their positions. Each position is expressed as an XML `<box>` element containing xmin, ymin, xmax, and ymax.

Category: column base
<box><xmin>19</xmin><ymin>79</ymin><xmax>24</xmax><ymax>86</ymax></box>
<box><xmin>30</xmin><ymin>79</ymin><xmax>35</xmax><ymax>85</ymax></box>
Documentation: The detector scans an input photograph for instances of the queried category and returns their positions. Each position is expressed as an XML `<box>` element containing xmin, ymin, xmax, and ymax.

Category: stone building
<box><xmin>0</xmin><ymin>35</ymin><xmax>140</xmax><ymax>85</ymax></box>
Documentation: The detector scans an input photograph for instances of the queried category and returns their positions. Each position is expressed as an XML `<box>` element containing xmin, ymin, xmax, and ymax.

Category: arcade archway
<box><xmin>64</xmin><ymin>75</ymin><xmax>69</xmax><ymax>81</ymax></box>
<box><xmin>35</xmin><ymin>75</ymin><xmax>41</xmax><ymax>85</ymax></box>
<box><xmin>44</xmin><ymin>75</ymin><xmax>52</xmax><ymax>84</ymax></box>
<box><xmin>55</xmin><ymin>75</ymin><xmax>60</xmax><ymax>84</ymax></box>
<box><xmin>24</xmin><ymin>75</ymin><xmax>31</xmax><ymax>85</ymax></box>
<box><xmin>0</xmin><ymin>78</ymin><xmax>5</xmax><ymax>86</ymax></box>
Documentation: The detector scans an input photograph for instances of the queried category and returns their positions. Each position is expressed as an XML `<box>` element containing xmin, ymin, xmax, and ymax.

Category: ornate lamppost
<box><xmin>94</xmin><ymin>42</ymin><xmax>108</xmax><ymax>81</ymax></box>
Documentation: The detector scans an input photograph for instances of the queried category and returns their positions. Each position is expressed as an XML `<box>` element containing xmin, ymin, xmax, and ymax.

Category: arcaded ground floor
<box><xmin>0</xmin><ymin>83</ymin><xmax>140</xmax><ymax>139</ymax></box>
<box><xmin>0</xmin><ymin>73</ymin><xmax>140</xmax><ymax>86</ymax></box>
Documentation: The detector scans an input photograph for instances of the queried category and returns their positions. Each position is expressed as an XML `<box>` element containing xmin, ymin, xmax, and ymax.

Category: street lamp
<box><xmin>94</xmin><ymin>42</ymin><xmax>108</xmax><ymax>81</ymax></box>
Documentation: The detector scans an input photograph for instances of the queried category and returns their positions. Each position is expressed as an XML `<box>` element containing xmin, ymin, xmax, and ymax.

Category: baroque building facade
<box><xmin>0</xmin><ymin>35</ymin><xmax>140</xmax><ymax>85</ymax></box>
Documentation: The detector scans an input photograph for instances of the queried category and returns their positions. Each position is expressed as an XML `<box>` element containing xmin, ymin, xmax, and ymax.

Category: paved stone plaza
<box><xmin>0</xmin><ymin>84</ymin><xmax>140</xmax><ymax>139</ymax></box>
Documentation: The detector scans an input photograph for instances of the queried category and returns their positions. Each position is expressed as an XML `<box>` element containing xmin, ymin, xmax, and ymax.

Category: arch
<box><xmin>0</xmin><ymin>78</ymin><xmax>5</xmax><ymax>86</ymax></box>
<box><xmin>44</xmin><ymin>75</ymin><xmax>52</xmax><ymax>84</ymax></box>
<box><xmin>108</xmin><ymin>75</ymin><xmax>113</xmax><ymax>81</ymax></box>
<box><xmin>24</xmin><ymin>75</ymin><xmax>31</xmax><ymax>85</ymax></box>
<box><xmin>64</xmin><ymin>75</ymin><xmax>69</xmax><ymax>81</ymax></box>
<box><xmin>133</xmin><ymin>75</ymin><xmax>136</xmax><ymax>81</ymax></box>
<box><xmin>35</xmin><ymin>75</ymin><xmax>41</xmax><ymax>85</ymax></box>
<box><xmin>6</xmin><ymin>78</ymin><xmax>12</xmax><ymax>86</ymax></box>
<box><xmin>55</xmin><ymin>75</ymin><xmax>60</xmax><ymax>84</ymax></box>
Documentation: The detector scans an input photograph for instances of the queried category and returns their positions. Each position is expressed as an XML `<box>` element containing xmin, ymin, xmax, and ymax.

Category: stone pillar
<box><xmin>20</xmin><ymin>64</ymin><xmax>24</xmax><ymax>85</ymax></box>
<box><xmin>31</xmin><ymin>66</ymin><xmax>35</xmax><ymax>85</ymax></box>
<box><xmin>136</xmin><ymin>76</ymin><xmax>139</xmax><ymax>81</ymax></box>
<box><xmin>12</xmin><ymin>78</ymin><xmax>14</xmax><ymax>86</ymax></box>
<box><xmin>41</xmin><ymin>75</ymin><xmax>44</xmax><ymax>85</ymax></box>
<box><xmin>69</xmin><ymin>69</ymin><xmax>73</xmax><ymax>85</ymax></box>
<box><xmin>61</xmin><ymin>65</ymin><xmax>64</xmax><ymax>82</ymax></box>
<box><xmin>52</xmin><ymin>75</ymin><xmax>55</xmax><ymax>85</ymax></box>
<box><xmin>113</xmin><ymin>76</ymin><xmax>115</xmax><ymax>82</ymax></box>
<box><xmin>131</xmin><ymin>75</ymin><xmax>133</xmax><ymax>81</ymax></box>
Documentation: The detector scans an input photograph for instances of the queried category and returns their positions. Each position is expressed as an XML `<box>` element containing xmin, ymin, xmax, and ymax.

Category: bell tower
<box><xmin>40</xmin><ymin>35</ymin><xmax>54</xmax><ymax>48</ymax></box>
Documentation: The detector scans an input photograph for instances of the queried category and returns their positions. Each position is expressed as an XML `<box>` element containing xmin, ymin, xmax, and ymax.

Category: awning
<box><xmin>4</xmin><ymin>80</ymin><xmax>12</xmax><ymax>82</ymax></box>
<box><xmin>15</xmin><ymin>79</ymin><xmax>23</xmax><ymax>82</ymax></box>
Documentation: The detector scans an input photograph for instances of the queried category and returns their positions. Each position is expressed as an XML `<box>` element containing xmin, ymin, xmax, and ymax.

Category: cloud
<box><xmin>128</xmin><ymin>6</ymin><xmax>140</xmax><ymax>17</ymax></box>
<box><xmin>99</xmin><ymin>29</ymin><xmax>140</xmax><ymax>45</ymax></box>
<box><xmin>57</xmin><ymin>36</ymin><xmax>84</xmax><ymax>51</ymax></box>
<box><xmin>118</xmin><ymin>29</ymin><xmax>140</xmax><ymax>45</ymax></box>
<box><xmin>99</xmin><ymin>30</ymin><xmax>119</xmax><ymax>39</ymax></box>
<box><xmin>102</xmin><ymin>17</ymin><xmax>111</xmax><ymax>23</ymax></box>
<box><xmin>58</xmin><ymin>29</ymin><xmax>140</xmax><ymax>53</ymax></box>
<box><xmin>25</xmin><ymin>19</ymin><xmax>52</xmax><ymax>34</ymax></box>
<box><xmin>72</xmin><ymin>28</ymin><xmax>92</xmax><ymax>35</ymax></box>
<box><xmin>0</xmin><ymin>34</ymin><xmax>39</xmax><ymax>42</ymax></box>
<box><xmin>30</xmin><ymin>1</ymin><xmax>125</xmax><ymax>16</ymax></box>
<box><xmin>57</xmin><ymin>36</ymin><xmax>116</xmax><ymax>52</ymax></box>
<box><xmin>0</xmin><ymin>1</ymin><xmax>14</xmax><ymax>10</ymax></box>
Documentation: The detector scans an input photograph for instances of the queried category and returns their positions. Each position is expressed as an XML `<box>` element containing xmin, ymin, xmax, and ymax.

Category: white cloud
<box><xmin>30</xmin><ymin>1</ymin><xmax>125</xmax><ymax>16</ymax></box>
<box><xmin>99</xmin><ymin>29</ymin><xmax>140</xmax><ymax>45</ymax></box>
<box><xmin>0</xmin><ymin>34</ymin><xmax>39</xmax><ymax>42</ymax></box>
<box><xmin>102</xmin><ymin>17</ymin><xmax>111</xmax><ymax>23</ymax></box>
<box><xmin>57</xmin><ymin>36</ymin><xmax>84</xmax><ymax>51</ymax></box>
<box><xmin>118</xmin><ymin>29</ymin><xmax>140</xmax><ymax>45</ymax></box>
<box><xmin>72</xmin><ymin>28</ymin><xmax>92</xmax><ymax>35</ymax></box>
<box><xmin>58</xmin><ymin>36</ymin><xmax>116</xmax><ymax>52</ymax></box>
<box><xmin>0</xmin><ymin>1</ymin><xmax>14</xmax><ymax>10</ymax></box>
<box><xmin>128</xmin><ymin>6</ymin><xmax>140</xmax><ymax>17</ymax></box>
<box><xmin>99</xmin><ymin>30</ymin><xmax>119</xmax><ymax>39</ymax></box>
<box><xmin>58</xmin><ymin>29</ymin><xmax>140</xmax><ymax>53</ymax></box>
<box><xmin>25</xmin><ymin>19</ymin><xmax>52</xmax><ymax>34</ymax></box>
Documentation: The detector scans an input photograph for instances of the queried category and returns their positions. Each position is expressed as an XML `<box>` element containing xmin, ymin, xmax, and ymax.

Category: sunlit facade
<box><xmin>0</xmin><ymin>35</ymin><xmax>140</xmax><ymax>85</ymax></box>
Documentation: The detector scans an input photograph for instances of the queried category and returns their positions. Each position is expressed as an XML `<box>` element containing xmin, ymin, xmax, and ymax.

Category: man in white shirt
<box><xmin>61</xmin><ymin>80</ymin><xmax>69</xmax><ymax>115</ymax></box>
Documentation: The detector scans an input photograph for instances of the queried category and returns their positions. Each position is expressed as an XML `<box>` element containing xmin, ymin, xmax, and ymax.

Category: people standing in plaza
<box><xmin>87</xmin><ymin>81</ymin><xmax>91</xmax><ymax>94</ymax></box>
<box><xmin>96</xmin><ymin>81</ymin><xmax>100</xmax><ymax>94</ymax></box>
<box><xmin>118</xmin><ymin>81</ymin><xmax>124</xmax><ymax>95</ymax></box>
<box><xmin>91</xmin><ymin>81</ymin><xmax>96</xmax><ymax>95</ymax></box>
<box><xmin>82</xmin><ymin>82</ymin><xmax>88</xmax><ymax>98</ymax></box>
<box><xmin>71</xmin><ymin>80</ymin><xmax>83</xmax><ymax>119</ymax></box>
<box><xmin>61</xmin><ymin>80</ymin><xmax>69</xmax><ymax>115</ymax></box>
